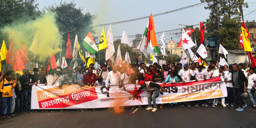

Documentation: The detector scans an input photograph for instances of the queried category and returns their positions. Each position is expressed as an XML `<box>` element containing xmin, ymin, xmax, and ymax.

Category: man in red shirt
<box><xmin>84</xmin><ymin>68</ymin><xmax>97</xmax><ymax>86</ymax></box>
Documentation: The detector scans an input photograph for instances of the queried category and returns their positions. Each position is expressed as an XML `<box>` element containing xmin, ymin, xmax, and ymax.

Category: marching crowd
<box><xmin>0</xmin><ymin>60</ymin><xmax>256</xmax><ymax>119</ymax></box>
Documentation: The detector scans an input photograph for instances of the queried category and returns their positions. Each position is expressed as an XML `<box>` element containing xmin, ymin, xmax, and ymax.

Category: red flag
<box><xmin>249</xmin><ymin>52</ymin><xmax>256</xmax><ymax>68</ymax></box>
<box><xmin>177</xmin><ymin>29</ymin><xmax>195</xmax><ymax>48</ymax></box>
<box><xmin>18</xmin><ymin>45</ymin><xmax>29</xmax><ymax>63</ymax></box>
<box><xmin>146</xmin><ymin>14</ymin><xmax>153</xmax><ymax>48</ymax></box>
<box><xmin>185</xmin><ymin>29</ymin><xmax>194</xmax><ymax>36</ymax></box>
<box><xmin>177</xmin><ymin>39</ymin><xmax>182</xmax><ymax>47</ymax></box>
<box><xmin>50</xmin><ymin>54</ymin><xmax>57</xmax><ymax>69</ymax></box>
<box><xmin>47</xmin><ymin>65</ymin><xmax>50</xmax><ymax>71</ymax></box>
<box><xmin>6</xmin><ymin>41</ymin><xmax>14</xmax><ymax>65</ymax></box>
<box><xmin>65</xmin><ymin>33</ymin><xmax>72</xmax><ymax>59</ymax></box>
<box><xmin>200</xmin><ymin>22</ymin><xmax>205</xmax><ymax>44</ymax></box>
<box><xmin>15</xmin><ymin>51</ymin><xmax>26</xmax><ymax>71</ymax></box>
<box><xmin>14</xmin><ymin>46</ymin><xmax>29</xmax><ymax>71</ymax></box>
<box><xmin>242</xmin><ymin>21</ymin><xmax>250</xmax><ymax>38</ymax></box>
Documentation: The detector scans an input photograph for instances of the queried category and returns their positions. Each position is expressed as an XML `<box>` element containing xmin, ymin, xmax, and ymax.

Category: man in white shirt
<box><xmin>120</xmin><ymin>68</ymin><xmax>130</xmax><ymax>90</ymax></box>
<box><xmin>245</xmin><ymin>68</ymin><xmax>256</xmax><ymax>107</ymax></box>
<box><xmin>204</xmin><ymin>66</ymin><xmax>213</xmax><ymax>80</ymax></box>
<box><xmin>195</xmin><ymin>66</ymin><xmax>205</xmax><ymax>81</ymax></box>
<box><xmin>223</xmin><ymin>65</ymin><xmax>233</xmax><ymax>106</ymax></box>
<box><xmin>105</xmin><ymin>66</ymin><xmax>121</xmax><ymax>88</ymax></box>
<box><xmin>178</xmin><ymin>64</ymin><xmax>191</xmax><ymax>82</ymax></box>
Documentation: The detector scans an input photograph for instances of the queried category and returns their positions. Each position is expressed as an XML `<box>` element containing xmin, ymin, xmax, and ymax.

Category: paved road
<box><xmin>0</xmin><ymin>106</ymin><xmax>256</xmax><ymax>128</ymax></box>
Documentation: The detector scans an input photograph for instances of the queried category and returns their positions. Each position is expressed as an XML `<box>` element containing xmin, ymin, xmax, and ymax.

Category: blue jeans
<box><xmin>147</xmin><ymin>89</ymin><xmax>160</xmax><ymax>108</ymax></box>
<box><xmin>245</xmin><ymin>89</ymin><xmax>256</xmax><ymax>105</ymax></box>
<box><xmin>1</xmin><ymin>97</ymin><xmax>12</xmax><ymax>116</ymax></box>
<box><xmin>24</xmin><ymin>89</ymin><xmax>31</xmax><ymax>111</ymax></box>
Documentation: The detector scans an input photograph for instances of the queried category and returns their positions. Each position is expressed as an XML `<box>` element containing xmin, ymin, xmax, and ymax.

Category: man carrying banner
<box><xmin>103</xmin><ymin>66</ymin><xmax>121</xmax><ymax>96</ymax></box>
<box><xmin>146</xmin><ymin>70</ymin><xmax>164</xmax><ymax>112</ymax></box>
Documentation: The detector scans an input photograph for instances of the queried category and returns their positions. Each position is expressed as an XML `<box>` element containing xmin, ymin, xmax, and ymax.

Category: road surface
<box><xmin>0</xmin><ymin>106</ymin><xmax>256</xmax><ymax>128</ymax></box>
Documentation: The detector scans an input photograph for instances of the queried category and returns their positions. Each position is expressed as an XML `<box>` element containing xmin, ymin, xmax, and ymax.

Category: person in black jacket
<box><xmin>20</xmin><ymin>70</ymin><xmax>34</xmax><ymax>112</ymax></box>
<box><xmin>231</xmin><ymin>64</ymin><xmax>248</xmax><ymax>111</ymax></box>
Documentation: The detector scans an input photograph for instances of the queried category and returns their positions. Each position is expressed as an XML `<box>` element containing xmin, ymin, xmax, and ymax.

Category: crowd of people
<box><xmin>0</xmin><ymin>60</ymin><xmax>256</xmax><ymax>119</ymax></box>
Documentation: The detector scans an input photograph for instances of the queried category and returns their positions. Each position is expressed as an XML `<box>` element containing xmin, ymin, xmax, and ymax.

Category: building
<box><xmin>247</xmin><ymin>21</ymin><xmax>256</xmax><ymax>47</ymax></box>
<box><xmin>167</xmin><ymin>40</ymin><xmax>183</xmax><ymax>57</ymax></box>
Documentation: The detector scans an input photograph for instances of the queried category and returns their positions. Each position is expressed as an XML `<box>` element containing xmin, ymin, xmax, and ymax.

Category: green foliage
<box><xmin>0</xmin><ymin>0</ymin><xmax>40</xmax><ymax>41</ymax></box>
<box><xmin>219</xmin><ymin>15</ymin><xmax>240</xmax><ymax>49</ymax></box>
<box><xmin>50</xmin><ymin>2</ymin><xmax>94</xmax><ymax>52</ymax></box>
<box><xmin>201</xmin><ymin>0</ymin><xmax>248</xmax><ymax>50</ymax></box>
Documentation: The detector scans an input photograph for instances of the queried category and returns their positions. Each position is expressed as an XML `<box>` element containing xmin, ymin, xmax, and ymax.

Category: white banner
<box><xmin>31</xmin><ymin>77</ymin><xmax>227</xmax><ymax>109</ymax></box>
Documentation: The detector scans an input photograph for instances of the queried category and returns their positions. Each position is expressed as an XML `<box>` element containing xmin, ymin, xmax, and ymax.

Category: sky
<box><xmin>37</xmin><ymin>0</ymin><xmax>256</xmax><ymax>42</ymax></box>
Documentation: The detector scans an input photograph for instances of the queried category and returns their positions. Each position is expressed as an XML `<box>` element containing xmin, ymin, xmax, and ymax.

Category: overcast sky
<box><xmin>37</xmin><ymin>0</ymin><xmax>256</xmax><ymax>41</ymax></box>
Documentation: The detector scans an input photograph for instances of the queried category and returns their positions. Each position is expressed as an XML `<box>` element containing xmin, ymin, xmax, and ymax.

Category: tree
<box><xmin>0</xmin><ymin>0</ymin><xmax>40</xmax><ymax>40</ymax></box>
<box><xmin>50</xmin><ymin>2</ymin><xmax>94</xmax><ymax>54</ymax></box>
<box><xmin>201</xmin><ymin>0</ymin><xmax>248</xmax><ymax>49</ymax></box>
<box><xmin>50</xmin><ymin>2</ymin><xmax>94</xmax><ymax>64</ymax></box>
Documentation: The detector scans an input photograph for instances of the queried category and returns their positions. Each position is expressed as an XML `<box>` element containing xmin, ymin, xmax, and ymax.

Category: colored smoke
<box><xmin>2</xmin><ymin>12</ymin><xmax>62</xmax><ymax>62</ymax></box>
<box><xmin>113</xmin><ymin>92</ymin><xmax>125</xmax><ymax>115</ymax></box>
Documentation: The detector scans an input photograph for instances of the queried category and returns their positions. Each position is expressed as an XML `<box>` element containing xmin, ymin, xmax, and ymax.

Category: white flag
<box><xmin>219</xmin><ymin>57</ymin><xmax>228</xmax><ymax>67</ymax></box>
<box><xmin>105</xmin><ymin>25</ymin><xmax>115</xmax><ymax>61</ymax></box>
<box><xmin>121</xmin><ymin>31</ymin><xmax>132</xmax><ymax>47</ymax></box>
<box><xmin>73</xmin><ymin>61</ymin><xmax>78</xmax><ymax>70</ymax></box>
<box><xmin>125</xmin><ymin>52</ymin><xmax>131</xmax><ymax>64</ymax></box>
<box><xmin>152</xmin><ymin>55</ymin><xmax>158</xmax><ymax>64</ymax></box>
<box><xmin>181</xmin><ymin>29</ymin><xmax>196</xmax><ymax>49</ymax></box>
<box><xmin>180</xmin><ymin>51</ymin><xmax>189</xmax><ymax>65</ymax></box>
<box><xmin>160</xmin><ymin>33</ymin><xmax>165</xmax><ymax>45</ymax></box>
<box><xmin>136</xmin><ymin>32</ymin><xmax>147</xmax><ymax>57</ymax></box>
<box><xmin>218</xmin><ymin>44</ymin><xmax>228</xmax><ymax>58</ymax></box>
<box><xmin>56</xmin><ymin>59</ymin><xmax>61</xmax><ymax>67</ymax></box>
<box><xmin>196</xmin><ymin>44</ymin><xmax>207</xmax><ymax>59</ymax></box>
<box><xmin>94</xmin><ymin>62</ymin><xmax>101</xmax><ymax>70</ymax></box>
<box><xmin>115</xmin><ymin>45</ymin><xmax>122</xmax><ymax>63</ymax></box>
<box><xmin>160</xmin><ymin>33</ymin><xmax>166</xmax><ymax>56</ymax></box>
<box><xmin>61</xmin><ymin>57</ymin><xmax>68</xmax><ymax>69</ymax></box>
<box><xmin>72</xmin><ymin>34</ymin><xmax>79</xmax><ymax>60</ymax></box>
<box><xmin>188</xmin><ymin>48</ymin><xmax>200</xmax><ymax>62</ymax></box>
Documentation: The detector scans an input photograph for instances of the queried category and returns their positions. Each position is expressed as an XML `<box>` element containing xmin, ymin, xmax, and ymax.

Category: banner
<box><xmin>31</xmin><ymin>77</ymin><xmax>227</xmax><ymax>109</ymax></box>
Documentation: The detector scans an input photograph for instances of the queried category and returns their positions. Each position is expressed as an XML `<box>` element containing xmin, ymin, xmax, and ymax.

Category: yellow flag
<box><xmin>200</xmin><ymin>59</ymin><xmax>207</xmax><ymax>67</ymax></box>
<box><xmin>150</xmin><ymin>53</ymin><xmax>153</xmax><ymax>62</ymax></box>
<box><xmin>77</xmin><ymin>42</ymin><xmax>86</xmax><ymax>64</ymax></box>
<box><xmin>86</xmin><ymin>57</ymin><xmax>95</xmax><ymax>68</ymax></box>
<box><xmin>98</xmin><ymin>27</ymin><xmax>107</xmax><ymax>51</ymax></box>
<box><xmin>16</xmin><ymin>71</ymin><xmax>24</xmax><ymax>76</ymax></box>
<box><xmin>0</xmin><ymin>40</ymin><xmax>7</xmax><ymax>61</ymax></box>
<box><xmin>241</xmin><ymin>25</ymin><xmax>252</xmax><ymax>52</ymax></box>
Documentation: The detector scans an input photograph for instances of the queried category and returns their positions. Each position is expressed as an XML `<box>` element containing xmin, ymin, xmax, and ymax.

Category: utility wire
<box><xmin>113</xmin><ymin>23</ymin><xmax>200</xmax><ymax>39</ymax></box>
<box><xmin>93</xmin><ymin>2</ymin><xmax>203</xmax><ymax>27</ymax></box>
<box><xmin>245</xmin><ymin>8</ymin><xmax>256</xmax><ymax>17</ymax></box>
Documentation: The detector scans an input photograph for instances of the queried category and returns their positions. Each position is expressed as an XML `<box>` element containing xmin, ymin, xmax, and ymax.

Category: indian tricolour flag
<box><xmin>82</xmin><ymin>32</ymin><xmax>98</xmax><ymax>54</ymax></box>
